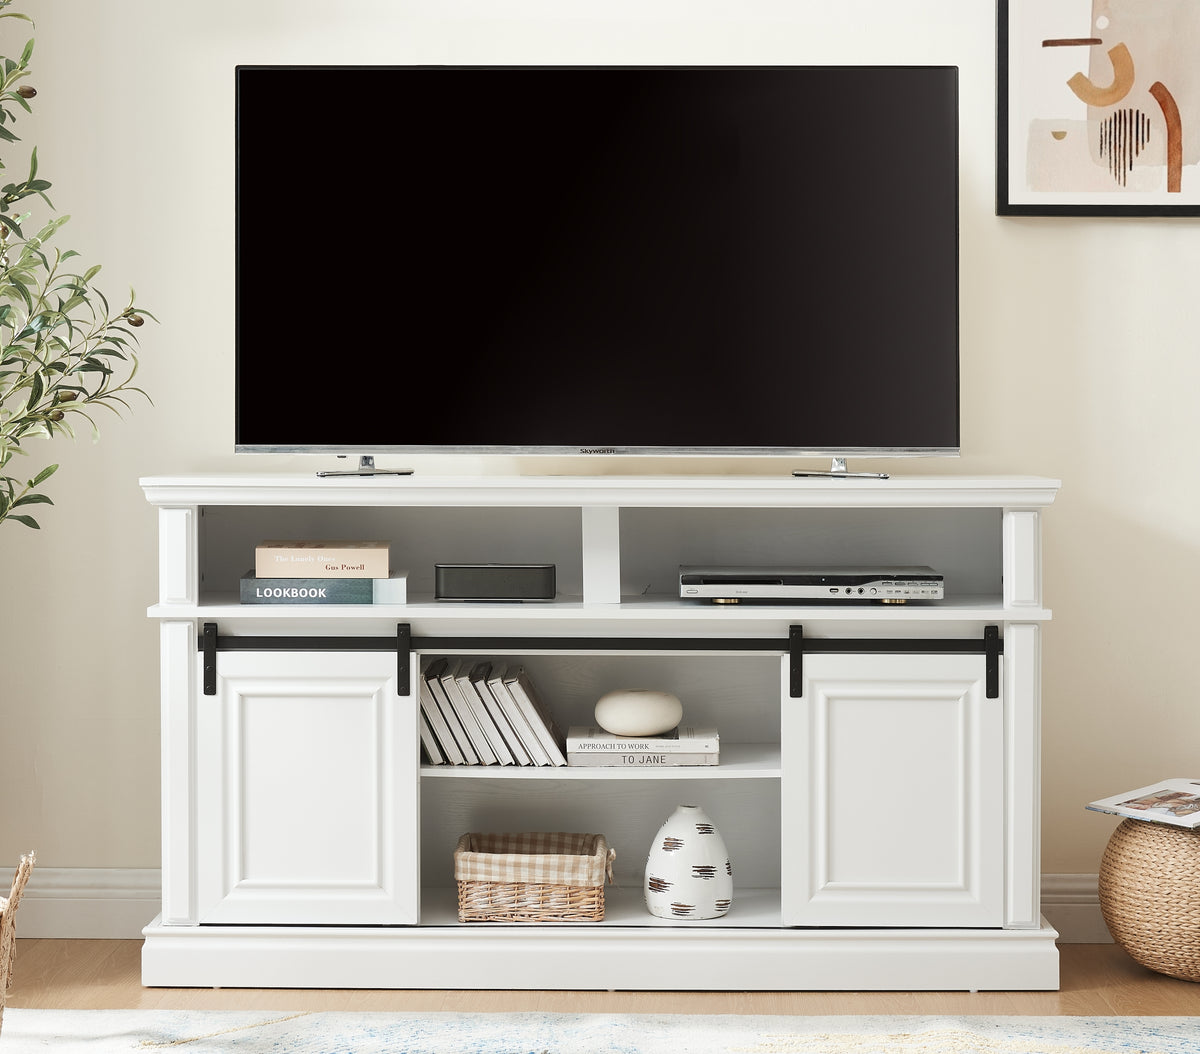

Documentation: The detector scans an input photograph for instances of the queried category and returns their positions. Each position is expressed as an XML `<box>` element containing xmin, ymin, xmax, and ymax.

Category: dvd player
<box><xmin>679</xmin><ymin>565</ymin><xmax>944</xmax><ymax>603</ymax></box>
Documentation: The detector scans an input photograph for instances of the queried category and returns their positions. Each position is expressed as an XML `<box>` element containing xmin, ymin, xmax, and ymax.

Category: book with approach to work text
<box><xmin>254</xmin><ymin>540</ymin><xmax>390</xmax><ymax>579</ymax></box>
<box><xmin>566</xmin><ymin>725</ymin><xmax>719</xmax><ymax>767</ymax></box>
<box><xmin>566</xmin><ymin>725</ymin><xmax>720</xmax><ymax>753</ymax></box>
<box><xmin>1086</xmin><ymin>778</ymin><xmax>1200</xmax><ymax>828</ymax></box>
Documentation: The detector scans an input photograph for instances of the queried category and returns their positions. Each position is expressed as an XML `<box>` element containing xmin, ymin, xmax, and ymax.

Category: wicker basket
<box><xmin>1</xmin><ymin>852</ymin><xmax>36</xmax><ymax>1038</ymax></box>
<box><xmin>1099</xmin><ymin>818</ymin><xmax>1200</xmax><ymax>982</ymax></box>
<box><xmin>454</xmin><ymin>832</ymin><xmax>614</xmax><ymax>923</ymax></box>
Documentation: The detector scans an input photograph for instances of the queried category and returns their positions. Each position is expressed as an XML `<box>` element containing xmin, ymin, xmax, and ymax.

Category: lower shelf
<box><xmin>422</xmin><ymin>884</ymin><xmax>782</xmax><ymax>927</ymax></box>
<box><xmin>140</xmin><ymin>912</ymin><xmax>1061</xmax><ymax>992</ymax></box>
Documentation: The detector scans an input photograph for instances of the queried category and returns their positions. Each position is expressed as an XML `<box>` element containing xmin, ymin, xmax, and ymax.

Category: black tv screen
<box><xmin>235</xmin><ymin>66</ymin><xmax>959</xmax><ymax>458</ymax></box>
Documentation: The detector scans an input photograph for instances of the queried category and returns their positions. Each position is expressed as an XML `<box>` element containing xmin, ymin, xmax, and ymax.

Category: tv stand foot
<box><xmin>793</xmin><ymin>457</ymin><xmax>889</xmax><ymax>480</ymax></box>
<box><xmin>317</xmin><ymin>455</ymin><xmax>414</xmax><ymax>478</ymax></box>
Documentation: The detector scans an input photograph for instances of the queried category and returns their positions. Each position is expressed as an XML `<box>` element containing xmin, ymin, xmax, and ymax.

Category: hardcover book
<box><xmin>1086</xmin><ymin>779</ymin><xmax>1200</xmax><ymax>828</ymax></box>
<box><xmin>566</xmin><ymin>725</ymin><xmax>720</xmax><ymax>754</ymax></box>
<box><xmin>239</xmin><ymin>571</ymin><xmax>406</xmax><ymax>604</ymax></box>
<box><xmin>418</xmin><ymin>710</ymin><xmax>445</xmax><ymax>765</ymax></box>
<box><xmin>429</xmin><ymin>660</ymin><xmax>492</xmax><ymax>764</ymax></box>
<box><xmin>468</xmin><ymin>662</ymin><xmax>528</xmax><ymax>766</ymax></box>
<box><xmin>254</xmin><ymin>540</ymin><xmax>390</xmax><ymax>579</ymax></box>
<box><xmin>422</xmin><ymin>659</ymin><xmax>477</xmax><ymax>765</ymax></box>
<box><xmin>441</xmin><ymin>660</ymin><xmax>501</xmax><ymax>766</ymax></box>
<box><xmin>486</xmin><ymin>666</ymin><xmax>550</xmax><ymax>766</ymax></box>
<box><xmin>503</xmin><ymin>666</ymin><xmax>568</xmax><ymax>767</ymax></box>
<box><xmin>418</xmin><ymin>666</ymin><xmax>466</xmax><ymax>766</ymax></box>
<box><xmin>567</xmin><ymin>750</ymin><xmax>718</xmax><ymax>768</ymax></box>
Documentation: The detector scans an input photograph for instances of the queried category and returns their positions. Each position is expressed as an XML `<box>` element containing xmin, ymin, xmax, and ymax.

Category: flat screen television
<box><xmin>235</xmin><ymin>65</ymin><xmax>959</xmax><ymax>467</ymax></box>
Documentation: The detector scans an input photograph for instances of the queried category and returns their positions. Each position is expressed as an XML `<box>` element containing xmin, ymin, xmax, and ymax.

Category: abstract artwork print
<box><xmin>999</xmin><ymin>0</ymin><xmax>1200</xmax><ymax>214</ymax></box>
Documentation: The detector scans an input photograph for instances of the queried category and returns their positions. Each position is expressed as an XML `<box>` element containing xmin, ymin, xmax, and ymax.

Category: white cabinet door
<box><xmin>781</xmin><ymin>652</ymin><xmax>1003</xmax><ymax>928</ymax></box>
<box><xmin>195</xmin><ymin>650</ymin><xmax>419</xmax><ymax>925</ymax></box>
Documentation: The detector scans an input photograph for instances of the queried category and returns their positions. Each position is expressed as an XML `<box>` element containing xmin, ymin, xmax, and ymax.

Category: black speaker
<box><xmin>434</xmin><ymin>563</ymin><xmax>556</xmax><ymax>601</ymax></box>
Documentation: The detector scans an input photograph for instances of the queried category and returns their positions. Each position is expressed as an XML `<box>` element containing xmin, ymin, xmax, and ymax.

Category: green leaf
<box><xmin>32</xmin><ymin>463</ymin><xmax>58</xmax><ymax>485</ymax></box>
<box><xmin>7</xmin><ymin>276</ymin><xmax>31</xmax><ymax>310</ymax></box>
<box><xmin>29</xmin><ymin>214</ymin><xmax>69</xmax><ymax>246</ymax></box>
<box><xmin>8</xmin><ymin>513</ymin><xmax>41</xmax><ymax>528</ymax></box>
<box><xmin>14</xmin><ymin>312</ymin><xmax>50</xmax><ymax>341</ymax></box>
<box><xmin>12</xmin><ymin>491</ymin><xmax>51</xmax><ymax>507</ymax></box>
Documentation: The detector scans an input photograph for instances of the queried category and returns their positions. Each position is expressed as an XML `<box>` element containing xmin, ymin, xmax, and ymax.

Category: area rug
<box><xmin>2</xmin><ymin>1010</ymin><xmax>1199</xmax><ymax>1053</ymax></box>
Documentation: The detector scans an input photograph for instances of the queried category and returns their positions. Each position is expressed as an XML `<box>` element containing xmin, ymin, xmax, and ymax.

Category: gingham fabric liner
<box><xmin>454</xmin><ymin>832</ymin><xmax>611</xmax><ymax>885</ymax></box>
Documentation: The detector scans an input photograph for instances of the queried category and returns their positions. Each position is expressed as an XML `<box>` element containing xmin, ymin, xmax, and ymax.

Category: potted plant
<box><xmin>0</xmin><ymin>0</ymin><xmax>151</xmax><ymax>530</ymax></box>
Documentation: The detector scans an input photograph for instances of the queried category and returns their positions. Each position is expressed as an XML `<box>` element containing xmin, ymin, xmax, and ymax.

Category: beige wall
<box><xmin>2</xmin><ymin>0</ymin><xmax>1197</xmax><ymax>876</ymax></box>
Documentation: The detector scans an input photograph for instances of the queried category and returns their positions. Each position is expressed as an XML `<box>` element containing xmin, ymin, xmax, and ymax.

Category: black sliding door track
<box><xmin>200</xmin><ymin>623</ymin><xmax>1002</xmax><ymax>699</ymax></box>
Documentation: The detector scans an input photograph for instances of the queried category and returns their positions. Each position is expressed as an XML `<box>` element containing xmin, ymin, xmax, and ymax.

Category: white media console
<box><xmin>140</xmin><ymin>473</ymin><xmax>1060</xmax><ymax>990</ymax></box>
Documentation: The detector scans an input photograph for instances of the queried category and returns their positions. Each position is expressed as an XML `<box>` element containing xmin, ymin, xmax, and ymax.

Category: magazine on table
<box><xmin>1086</xmin><ymin>779</ymin><xmax>1200</xmax><ymax>828</ymax></box>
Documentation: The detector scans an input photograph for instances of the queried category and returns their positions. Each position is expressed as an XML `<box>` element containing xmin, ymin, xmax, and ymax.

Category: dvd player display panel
<box><xmin>678</xmin><ymin>566</ymin><xmax>944</xmax><ymax>602</ymax></box>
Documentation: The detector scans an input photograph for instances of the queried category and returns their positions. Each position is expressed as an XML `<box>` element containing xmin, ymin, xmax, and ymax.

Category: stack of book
<box><xmin>418</xmin><ymin>660</ymin><xmax>567</xmax><ymax>766</ymax></box>
<box><xmin>239</xmin><ymin>540</ymin><xmax>407</xmax><ymax>604</ymax></box>
<box><xmin>1087</xmin><ymin>778</ymin><xmax>1200</xmax><ymax>828</ymax></box>
<box><xmin>566</xmin><ymin>725</ymin><xmax>719</xmax><ymax>767</ymax></box>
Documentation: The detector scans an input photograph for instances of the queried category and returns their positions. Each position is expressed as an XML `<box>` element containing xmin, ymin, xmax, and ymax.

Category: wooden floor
<box><xmin>6</xmin><ymin>940</ymin><xmax>1200</xmax><ymax>1016</ymax></box>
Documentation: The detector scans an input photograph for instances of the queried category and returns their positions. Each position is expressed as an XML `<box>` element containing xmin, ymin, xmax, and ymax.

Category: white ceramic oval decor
<box><xmin>644</xmin><ymin>804</ymin><xmax>733</xmax><ymax>919</ymax></box>
<box><xmin>594</xmin><ymin>688</ymin><xmax>682</xmax><ymax>737</ymax></box>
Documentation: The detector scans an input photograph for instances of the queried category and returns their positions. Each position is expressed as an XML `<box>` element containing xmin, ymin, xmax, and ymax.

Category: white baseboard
<box><xmin>15</xmin><ymin>867</ymin><xmax>162</xmax><ymax>939</ymax></box>
<box><xmin>13</xmin><ymin>869</ymin><xmax>1112</xmax><ymax>944</ymax></box>
<box><xmin>1040</xmin><ymin>874</ymin><xmax>1112</xmax><ymax>944</ymax></box>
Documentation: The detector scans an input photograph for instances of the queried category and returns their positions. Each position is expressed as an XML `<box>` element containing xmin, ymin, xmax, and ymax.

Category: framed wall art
<box><xmin>998</xmin><ymin>0</ymin><xmax>1200</xmax><ymax>215</ymax></box>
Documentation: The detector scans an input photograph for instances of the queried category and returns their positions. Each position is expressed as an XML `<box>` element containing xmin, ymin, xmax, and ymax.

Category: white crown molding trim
<box><xmin>13</xmin><ymin>868</ymin><xmax>1111</xmax><ymax>944</ymax></box>
<box><xmin>16</xmin><ymin>867</ymin><xmax>162</xmax><ymax>940</ymax></box>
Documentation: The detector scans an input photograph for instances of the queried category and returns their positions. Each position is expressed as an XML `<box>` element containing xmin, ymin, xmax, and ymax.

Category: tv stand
<box><xmin>792</xmin><ymin>456</ymin><xmax>889</xmax><ymax>480</ymax></box>
<box><xmin>315</xmin><ymin>454</ymin><xmax>414</xmax><ymax>478</ymax></box>
<box><xmin>139</xmin><ymin>472</ymin><xmax>1060</xmax><ymax>991</ymax></box>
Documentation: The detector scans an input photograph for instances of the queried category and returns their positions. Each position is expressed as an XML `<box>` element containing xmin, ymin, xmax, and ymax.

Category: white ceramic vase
<box><xmin>643</xmin><ymin>804</ymin><xmax>733</xmax><ymax>920</ymax></box>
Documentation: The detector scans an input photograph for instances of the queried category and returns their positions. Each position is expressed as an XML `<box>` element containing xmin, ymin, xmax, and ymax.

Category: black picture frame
<box><xmin>997</xmin><ymin>0</ymin><xmax>1200</xmax><ymax>217</ymax></box>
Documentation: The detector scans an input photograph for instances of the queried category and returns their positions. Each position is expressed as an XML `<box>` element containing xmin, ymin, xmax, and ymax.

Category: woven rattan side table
<box><xmin>1099</xmin><ymin>818</ymin><xmax>1200</xmax><ymax>981</ymax></box>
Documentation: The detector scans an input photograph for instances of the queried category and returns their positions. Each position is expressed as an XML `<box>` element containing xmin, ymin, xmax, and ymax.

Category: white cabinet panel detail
<box><xmin>784</xmin><ymin>653</ymin><xmax>1002</xmax><ymax>928</ymax></box>
<box><xmin>195</xmin><ymin>651</ymin><xmax>418</xmax><ymax>925</ymax></box>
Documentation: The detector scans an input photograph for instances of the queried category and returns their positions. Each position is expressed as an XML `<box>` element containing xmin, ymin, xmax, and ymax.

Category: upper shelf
<box><xmin>148</xmin><ymin>593</ymin><xmax>1051</xmax><ymax>625</ymax></box>
<box><xmin>140</xmin><ymin>473</ymin><xmax>1061</xmax><ymax>511</ymax></box>
<box><xmin>142</xmin><ymin>474</ymin><xmax>1059</xmax><ymax>614</ymax></box>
